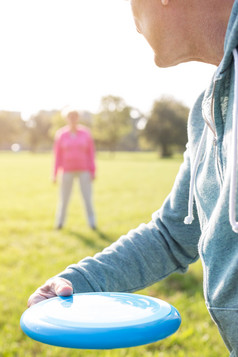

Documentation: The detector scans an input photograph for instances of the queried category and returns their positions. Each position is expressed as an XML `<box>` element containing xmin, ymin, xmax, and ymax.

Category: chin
<box><xmin>154</xmin><ymin>54</ymin><xmax>185</xmax><ymax>68</ymax></box>
<box><xmin>154</xmin><ymin>54</ymin><xmax>171</xmax><ymax>68</ymax></box>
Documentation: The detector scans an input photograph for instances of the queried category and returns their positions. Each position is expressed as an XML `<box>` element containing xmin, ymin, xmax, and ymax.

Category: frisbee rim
<box><xmin>20</xmin><ymin>292</ymin><xmax>181</xmax><ymax>349</ymax></box>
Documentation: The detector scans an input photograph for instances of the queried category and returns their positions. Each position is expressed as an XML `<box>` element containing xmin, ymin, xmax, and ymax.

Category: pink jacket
<box><xmin>53</xmin><ymin>125</ymin><xmax>96</xmax><ymax>179</ymax></box>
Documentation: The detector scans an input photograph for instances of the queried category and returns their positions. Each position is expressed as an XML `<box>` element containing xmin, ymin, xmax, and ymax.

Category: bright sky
<box><xmin>0</xmin><ymin>0</ymin><xmax>216</xmax><ymax>119</ymax></box>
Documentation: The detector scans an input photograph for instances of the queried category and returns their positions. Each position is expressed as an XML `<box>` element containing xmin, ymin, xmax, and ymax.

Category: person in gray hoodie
<box><xmin>28</xmin><ymin>0</ymin><xmax>238</xmax><ymax>354</ymax></box>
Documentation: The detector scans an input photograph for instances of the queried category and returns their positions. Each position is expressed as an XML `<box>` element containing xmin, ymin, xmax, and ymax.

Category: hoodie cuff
<box><xmin>56</xmin><ymin>266</ymin><xmax>97</xmax><ymax>293</ymax></box>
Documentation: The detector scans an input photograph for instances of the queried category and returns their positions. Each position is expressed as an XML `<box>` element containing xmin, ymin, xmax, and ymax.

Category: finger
<box><xmin>27</xmin><ymin>291</ymin><xmax>48</xmax><ymax>307</ymax></box>
<box><xmin>27</xmin><ymin>278</ymin><xmax>73</xmax><ymax>307</ymax></box>
<box><xmin>54</xmin><ymin>279</ymin><xmax>73</xmax><ymax>296</ymax></box>
<box><xmin>27</xmin><ymin>285</ymin><xmax>56</xmax><ymax>307</ymax></box>
<box><xmin>48</xmin><ymin>278</ymin><xmax>73</xmax><ymax>296</ymax></box>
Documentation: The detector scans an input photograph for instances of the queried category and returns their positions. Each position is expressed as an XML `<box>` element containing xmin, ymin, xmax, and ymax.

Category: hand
<box><xmin>27</xmin><ymin>277</ymin><xmax>73</xmax><ymax>307</ymax></box>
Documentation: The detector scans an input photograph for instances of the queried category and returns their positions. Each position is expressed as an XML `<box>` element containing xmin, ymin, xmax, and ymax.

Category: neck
<box><xmin>69</xmin><ymin>125</ymin><xmax>77</xmax><ymax>133</ymax></box>
<box><xmin>185</xmin><ymin>0</ymin><xmax>234</xmax><ymax>65</ymax></box>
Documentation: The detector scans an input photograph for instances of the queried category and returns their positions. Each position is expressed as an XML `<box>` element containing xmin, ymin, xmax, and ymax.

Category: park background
<box><xmin>0</xmin><ymin>0</ymin><xmax>229</xmax><ymax>356</ymax></box>
<box><xmin>0</xmin><ymin>151</ymin><xmax>229</xmax><ymax>356</ymax></box>
<box><xmin>0</xmin><ymin>95</ymin><xmax>230</xmax><ymax>357</ymax></box>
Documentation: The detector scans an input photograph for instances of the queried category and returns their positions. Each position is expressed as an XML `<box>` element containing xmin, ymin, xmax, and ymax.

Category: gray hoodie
<box><xmin>58</xmin><ymin>1</ymin><xmax>238</xmax><ymax>354</ymax></box>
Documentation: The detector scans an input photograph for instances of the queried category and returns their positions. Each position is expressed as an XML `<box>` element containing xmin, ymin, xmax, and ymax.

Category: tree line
<box><xmin>0</xmin><ymin>95</ymin><xmax>189</xmax><ymax>158</ymax></box>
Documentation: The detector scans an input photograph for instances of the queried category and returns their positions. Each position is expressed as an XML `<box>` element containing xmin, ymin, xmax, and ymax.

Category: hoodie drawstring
<box><xmin>229</xmin><ymin>49</ymin><xmax>238</xmax><ymax>233</ymax></box>
<box><xmin>184</xmin><ymin>124</ymin><xmax>208</xmax><ymax>224</ymax></box>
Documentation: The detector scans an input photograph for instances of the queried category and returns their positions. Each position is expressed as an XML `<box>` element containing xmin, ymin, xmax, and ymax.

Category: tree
<box><xmin>92</xmin><ymin>96</ymin><xmax>133</xmax><ymax>151</ymax></box>
<box><xmin>26</xmin><ymin>110</ymin><xmax>57</xmax><ymax>151</ymax></box>
<box><xmin>0</xmin><ymin>111</ymin><xmax>24</xmax><ymax>149</ymax></box>
<box><xmin>143</xmin><ymin>97</ymin><xmax>189</xmax><ymax>157</ymax></box>
<box><xmin>48</xmin><ymin>111</ymin><xmax>65</xmax><ymax>140</ymax></box>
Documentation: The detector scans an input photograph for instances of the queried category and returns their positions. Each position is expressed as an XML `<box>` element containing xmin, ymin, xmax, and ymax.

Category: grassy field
<box><xmin>0</xmin><ymin>151</ymin><xmax>228</xmax><ymax>357</ymax></box>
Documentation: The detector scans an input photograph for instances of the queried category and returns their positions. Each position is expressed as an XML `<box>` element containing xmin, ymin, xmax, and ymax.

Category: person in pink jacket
<box><xmin>53</xmin><ymin>108</ymin><xmax>96</xmax><ymax>230</ymax></box>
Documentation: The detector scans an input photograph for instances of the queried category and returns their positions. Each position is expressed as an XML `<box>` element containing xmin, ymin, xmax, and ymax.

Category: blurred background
<box><xmin>0</xmin><ymin>0</ymin><xmax>216</xmax><ymax>156</ymax></box>
<box><xmin>0</xmin><ymin>1</ymin><xmax>227</xmax><ymax>356</ymax></box>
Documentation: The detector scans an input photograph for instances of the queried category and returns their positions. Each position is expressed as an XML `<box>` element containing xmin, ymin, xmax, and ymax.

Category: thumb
<box><xmin>53</xmin><ymin>278</ymin><xmax>73</xmax><ymax>296</ymax></box>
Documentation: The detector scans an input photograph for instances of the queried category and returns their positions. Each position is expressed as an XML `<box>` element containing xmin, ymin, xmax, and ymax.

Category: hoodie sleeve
<box><xmin>56</xmin><ymin>146</ymin><xmax>201</xmax><ymax>294</ymax></box>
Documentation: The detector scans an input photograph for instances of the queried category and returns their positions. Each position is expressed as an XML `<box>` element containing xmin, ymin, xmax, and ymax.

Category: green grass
<box><xmin>0</xmin><ymin>151</ymin><xmax>228</xmax><ymax>356</ymax></box>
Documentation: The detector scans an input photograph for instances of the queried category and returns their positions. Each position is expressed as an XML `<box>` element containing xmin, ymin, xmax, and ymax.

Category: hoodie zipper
<box><xmin>203</xmin><ymin>80</ymin><xmax>224</xmax><ymax>184</ymax></box>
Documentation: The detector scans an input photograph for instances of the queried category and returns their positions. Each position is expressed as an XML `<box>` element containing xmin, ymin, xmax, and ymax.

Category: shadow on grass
<box><xmin>152</xmin><ymin>270</ymin><xmax>203</xmax><ymax>299</ymax></box>
<box><xmin>66</xmin><ymin>228</ymin><xmax>114</xmax><ymax>251</ymax></box>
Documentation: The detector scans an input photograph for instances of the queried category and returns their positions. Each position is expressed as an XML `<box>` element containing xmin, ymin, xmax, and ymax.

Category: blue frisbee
<box><xmin>20</xmin><ymin>292</ymin><xmax>181</xmax><ymax>349</ymax></box>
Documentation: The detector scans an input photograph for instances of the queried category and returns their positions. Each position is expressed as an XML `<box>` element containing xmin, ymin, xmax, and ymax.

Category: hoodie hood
<box><xmin>217</xmin><ymin>0</ymin><xmax>238</xmax><ymax>77</ymax></box>
<box><xmin>185</xmin><ymin>0</ymin><xmax>238</xmax><ymax>232</ymax></box>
